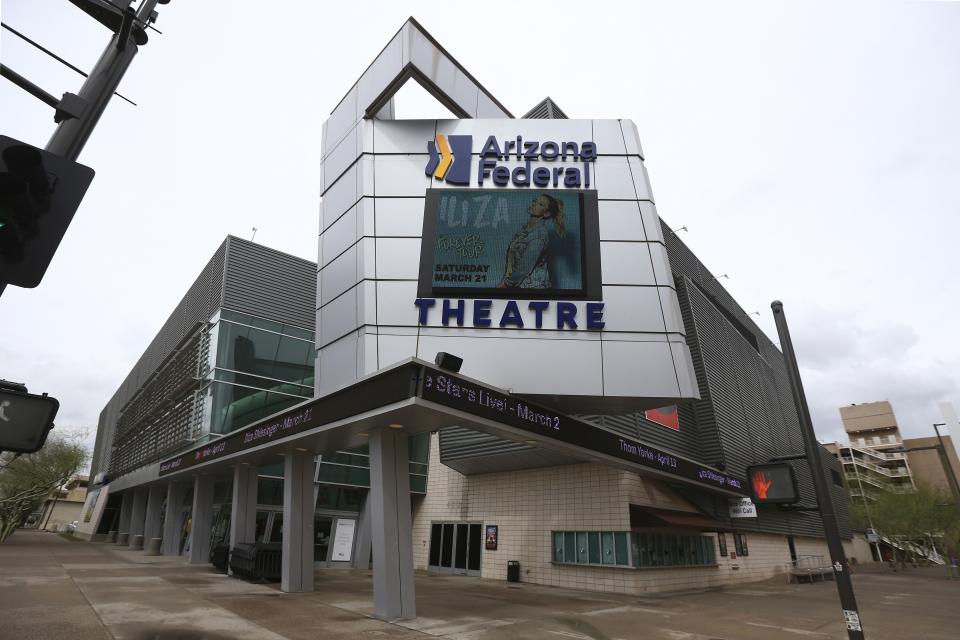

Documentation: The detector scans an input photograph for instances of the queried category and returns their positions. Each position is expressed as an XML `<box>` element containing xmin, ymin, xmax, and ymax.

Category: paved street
<box><xmin>1</xmin><ymin>530</ymin><xmax>957</xmax><ymax>640</ymax></box>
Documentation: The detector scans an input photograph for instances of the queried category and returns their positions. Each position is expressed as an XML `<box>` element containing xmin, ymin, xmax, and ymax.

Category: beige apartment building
<box><xmin>34</xmin><ymin>475</ymin><xmax>89</xmax><ymax>532</ymax></box>
<box><xmin>832</xmin><ymin>400</ymin><xmax>960</xmax><ymax>498</ymax></box>
<box><xmin>832</xmin><ymin>401</ymin><xmax>915</xmax><ymax>500</ymax></box>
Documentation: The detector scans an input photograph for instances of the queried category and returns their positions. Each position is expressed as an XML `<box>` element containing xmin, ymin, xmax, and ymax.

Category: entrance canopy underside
<box><xmin>157</xmin><ymin>359</ymin><xmax>747</xmax><ymax>498</ymax></box>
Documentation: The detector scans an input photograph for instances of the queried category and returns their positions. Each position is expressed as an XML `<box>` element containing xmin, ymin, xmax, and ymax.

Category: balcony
<box><xmin>839</xmin><ymin>456</ymin><xmax>911</xmax><ymax>479</ymax></box>
<box><xmin>840</xmin><ymin>444</ymin><xmax>906</xmax><ymax>462</ymax></box>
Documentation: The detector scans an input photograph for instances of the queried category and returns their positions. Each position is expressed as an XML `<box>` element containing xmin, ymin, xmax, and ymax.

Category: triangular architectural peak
<box><xmin>323</xmin><ymin>17</ymin><xmax>512</xmax><ymax>154</ymax></box>
<box><xmin>523</xmin><ymin>97</ymin><xmax>569</xmax><ymax>119</ymax></box>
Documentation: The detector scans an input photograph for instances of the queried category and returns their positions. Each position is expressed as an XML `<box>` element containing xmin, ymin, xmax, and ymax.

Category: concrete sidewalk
<box><xmin>1</xmin><ymin>530</ymin><xmax>958</xmax><ymax>639</ymax></box>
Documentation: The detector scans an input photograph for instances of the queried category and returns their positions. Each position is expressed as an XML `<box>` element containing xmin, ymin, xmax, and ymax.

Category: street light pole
<box><xmin>772</xmin><ymin>300</ymin><xmax>865</xmax><ymax>639</ymax></box>
<box><xmin>932</xmin><ymin>423</ymin><xmax>960</xmax><ymax>515</ymax></box>
<box><xmin>46</xmin><ymin>0</ymin><xmax>163</xmax><ymax>162</ymax></box>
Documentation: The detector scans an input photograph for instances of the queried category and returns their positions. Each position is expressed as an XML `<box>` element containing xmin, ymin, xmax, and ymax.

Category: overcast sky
<box><xmin>2</xmin><ymin>0</ymin><xmax>958</xmax><ymax>454</ymax></box>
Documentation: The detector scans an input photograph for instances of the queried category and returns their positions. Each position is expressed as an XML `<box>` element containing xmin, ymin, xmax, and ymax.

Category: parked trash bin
<box><xmin>507</xmin><ymin>560</ymin><xmax>520</xmax><ymax>582</ymax></box>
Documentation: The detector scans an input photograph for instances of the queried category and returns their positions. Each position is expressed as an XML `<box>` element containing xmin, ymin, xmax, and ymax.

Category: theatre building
<box><xmin>79</xmin><ymin>18</ymin><xmax>868</xmax><ymax>620</ymax></box>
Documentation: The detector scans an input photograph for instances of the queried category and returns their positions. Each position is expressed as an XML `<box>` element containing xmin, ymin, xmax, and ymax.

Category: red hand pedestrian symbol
<box><xmin>752</xmin><ymin>470</ymin><xmax>772</xmax><ymax>499</ymax></box>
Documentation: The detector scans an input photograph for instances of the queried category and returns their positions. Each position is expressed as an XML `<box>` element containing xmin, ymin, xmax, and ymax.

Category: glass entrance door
<box><xmin>428</xmin><ymin>521</ymin><xmax>482</xmax><ymax>576</ymax></box>
<box><xmin>254</xmin><ymin>509</ymin><xmax>283</xmax><ymax>543</ymax></box>
<box><xmin>314</xmin><ymin>515</ymin><xmax>333</xmax><ymax>562</ymax></box>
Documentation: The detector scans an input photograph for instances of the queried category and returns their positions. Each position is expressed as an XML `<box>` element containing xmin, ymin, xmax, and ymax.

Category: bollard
<box><xmin>116</xmin><ymin>532</ymin><xmax>129</xmax><ymax>546</ymax></box>
<box><xmin>105</xmin><ymin>530</ymin><xmax>118</xmax><ymax>544</ymax></box>
<box><xmin>130</xmin><ymin>534</ymin><xmax>144</xmax><ymax>550</ymax></box>
<box><xmin>144</xmin><ymin>537</ymin><xmax>162</xmax><ymax>556</ymax></box>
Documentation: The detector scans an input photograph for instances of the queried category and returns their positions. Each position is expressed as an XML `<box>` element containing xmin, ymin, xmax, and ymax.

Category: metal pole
<box><xmin>45</xmin><ymin>0</ymin><xmax>161</xmax><ymax>161</ymax></box>
<box><xmin>933</xmin><ymin>424</ymin><xmax>960</xmax><ymax>515</ymax></box>
<box><xmin>1</xmin><ymin>64</ymin><xmax>61</xmax><ymax>110</ymax></box>
<box><xmin>848</xmin><ymin>448</ymin><xmax>883</xmax><ymax>561</ymax></box>
<box><xmin>772</xmin><ymin>300</ymin><xmax>865</xmax><ymax>639</ymax></box>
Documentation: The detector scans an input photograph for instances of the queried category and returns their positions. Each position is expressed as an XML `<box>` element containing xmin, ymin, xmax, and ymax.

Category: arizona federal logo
<box><xmin>425</xmin><ymin>134</ymin><xmax>472</xmax><ymax>185</ymax></box>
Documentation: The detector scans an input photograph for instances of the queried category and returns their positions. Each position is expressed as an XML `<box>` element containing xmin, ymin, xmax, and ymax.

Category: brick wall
<box><xmin>413</xmin><ymin>434</ymin><xmax>833</xmax><ymax>595</ymax></box>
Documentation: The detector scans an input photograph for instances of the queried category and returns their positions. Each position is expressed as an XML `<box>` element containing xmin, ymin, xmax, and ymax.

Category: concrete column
<box><xmin>230</xmin><ymin>463</ymin><xmax>258</xmax><ymax>549</ymax></box>
<box><xmin>281</xmin><ymin>451</ymin><xmax>314</xmax><ymax>593</ymax></box>
<box><xmin>128</xmin><ymin>487</ymin><xmax>148</xmax><ymax>549</ymax></box>
<box><xmin>162</xmin><ymin>482</ymin><xmax>185</xmax><ymax>556</ymax></box>
<box><xmin>188</xmin><ymin>475</ymin><xmax>214</xmax><ymax>564</ymax></box>
<box><xmin>142</xmin><ymin>484</ymin><xmax>165</xmax><ymax>549</ymax></box>
<box><xmin>116</xmin><ymin>490</ymin><xmax>135</xmax><ymax>542</ymax></box>
<box><xmin>369</xmin><ymin>428</ymin><xmax>415</xmax><ymax>620</ymax></box>
<box><xmin>352</xmin><ymin>491</ymin><xmax>373</xmax><ymax>570</ymax></box>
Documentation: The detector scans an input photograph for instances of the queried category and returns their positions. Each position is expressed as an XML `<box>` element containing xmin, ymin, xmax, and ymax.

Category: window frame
<box><xmin>734</xmin><ymin>532</ymin><xmax>749</xmax><ymax>557</ymax></box>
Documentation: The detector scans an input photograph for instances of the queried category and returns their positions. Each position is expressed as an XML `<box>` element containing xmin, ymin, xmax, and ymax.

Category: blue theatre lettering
<box><xmin>414</xmin><ymin>298</ymin><xmax>605</xmax><ymax>330</ymax></box>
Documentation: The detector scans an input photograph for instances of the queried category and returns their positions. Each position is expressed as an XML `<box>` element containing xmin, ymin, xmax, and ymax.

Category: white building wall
<box><xmin>317</xmin><ymin>118</ymin><xmax>699</xmax><ymax>408</ymax></box>
<box><xmin>411</xmin><ymin>434</ymin><xmax>832</xmax><ymax>595</ymax></box>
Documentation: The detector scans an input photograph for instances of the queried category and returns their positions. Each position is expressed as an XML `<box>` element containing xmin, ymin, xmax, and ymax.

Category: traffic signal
<box><xmin>0</xmin><ymin>136</ymin><xmax>95</xmax><ymax>288</ymax></box>
<box><xmin>0</xmin><ymin>383</ymin><xmax>59</xmax><ymax>454</ymax></box>
<box><xmin>746</xmin><ymin>463</ymin><xmax>799</xmax><ymax>505</ymax></box>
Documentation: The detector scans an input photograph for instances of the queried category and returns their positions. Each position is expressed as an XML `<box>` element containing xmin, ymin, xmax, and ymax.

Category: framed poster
<box><xmin>485</xmin><ymin>524</ymin><xmax>498</xmax><ymax>550</ymax></box>
<box><xmin>331</xmin><ymin>519</ymin><xmax>356</xmax><ymax>562</ymax></box>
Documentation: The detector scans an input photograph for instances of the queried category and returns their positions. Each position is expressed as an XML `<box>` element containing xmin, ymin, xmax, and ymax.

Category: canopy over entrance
<box><xmin>158</xmin><ymin>359</ymin><xmax>746</xmax><ymax>497</ymax></box>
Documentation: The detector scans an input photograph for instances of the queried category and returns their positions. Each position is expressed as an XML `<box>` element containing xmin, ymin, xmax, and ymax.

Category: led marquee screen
<box><xmin>418</xmin><ymin>189</ymin><xmax>601</xmax><ymax>299</ymax></box>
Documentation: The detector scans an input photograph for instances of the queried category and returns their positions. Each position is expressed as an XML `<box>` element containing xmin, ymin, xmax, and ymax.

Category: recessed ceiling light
<box><xmin>388</xmin><ymin>423</ymin><xmax>404</xmax><ymax>429</ymax></box>
<box><xmin>295</xmin><ymin>447</ymin><xmax>309</xmax><ymax>452</ymax></box>
<box><xmin>358</xmin><ymin>432</ymin><xmax>369</xmax><ymax>437</ymax></box>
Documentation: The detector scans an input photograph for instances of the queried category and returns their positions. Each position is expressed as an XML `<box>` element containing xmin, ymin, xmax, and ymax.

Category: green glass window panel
<box><xmin>212</xmin><ymin>480</ymin><xmax>233</xmax><ymax>504</ymax></box>
<box><xmin>614</xmin><ymin>532</ymin><xmax>629</xmax><ymax>566</ymax></box>
<box><xmin>410</xmin><ymin>474</ymin><xmax>427</xmax><ymax>493</ymax></box>
<box><xmin>589</xmin><ymin>532</ymin><xmax>601</xmax><ymax>564</ymax></box>
<box><xmin>316</xmin><ymin>464</ymin><xmax>370</xmax><ymax>487</ymax></box>
<box><xmin>269</xmin><ymin>512</ymin><xmax>283</xmax><ymax>543</ymax></box>
<box><xmin>281</xmin><ymin>324</ymin><xmax>313</xmax><ymax>340</ymax></box>
<box><xmin>257</xmin><ymin>478</ymin><xmax>283</xmax><ymax>505</ymax></box>
<box><xmin>216</xmin><ymin>320</ymin><xmax>313</xmax><ymax>385</ymax></box>
<box><xmin>219</xmin><ymin>310</ymin><xmax>314</xmax><ymax>341</ymax></box>
<box><xmin>208</xmin><ymin>380</ymin><xmax>306</xmax><ymax>436</ymax></box>
<box><xmin>601</xmin><ymin>532</ymin><xmax>615</xmax><ymax>565</ymax></box>
<box><xmin>408</xmin><ymin>433</ymin><xmax>430</xmax><ymax>463</ymax></box>
<box><xmin>315</xmin><ymin>485</ymin><xmax>366</xmax><ymax>512</ymax></box>
<box><xmin>323</xmin><ymin>451</ymin><xmax>370</xmax><ymax>467</ymax></box>
<box><xmin>273</xmin><ymin>336</ymin><xmax>313</xmax><ymax>384</ymax></box>
<box><xmin>337</xmin><ymin>487</ymin><xmax>366</xmax><ymax>511</ymax></box>
<box><xmin>210</xmin><ymin>503</ymin><xmax>232</xmax><ymax>546</ymax></box>
<box><xmin>553</xmin><ymin>532</ymin><xmax>564</xmax><ymax>562</ymax></box>
<box><xmin>220</xmin><ymin>309</ymin><xmax>283</xmax><ymax>335</ymax></box>
<box><xmin>214</xmin><ymin>370</ymin><xmax>312</xmax><ymax>397</ymax></box>
<box><xmin>409</xmin><ymin>462</ymin><xmax>429</xmax><ymax>476</ymax></box>
<box><xmin>315</xmin><ymin>485</ymin><xmax>338</xmax><ymax>510</ymax></box>
<box><xmin>564</xmin><ymin>532</ymin><xmax>576</xmax><ymax>564</ymax></box>
<box><xmin>630</xmin><ymin>533</ymin><xmax>640</xmax><ymax>567</ymax></box>
<box><xmin>576</xmin><ymin>532</ymin><xmax>589</xmax><ymax>564</ymax></box>
<box><xmin>258</xmin><ymin>462</ymin><xmax>284</xmax><ymax>477</ymax></box>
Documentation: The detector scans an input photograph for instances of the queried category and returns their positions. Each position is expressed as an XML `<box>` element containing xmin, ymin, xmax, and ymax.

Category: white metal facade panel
<box><xmin>317</xmin><ymin>117</ymin><xmax>699</xmax><ymax>407</ymax></box>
